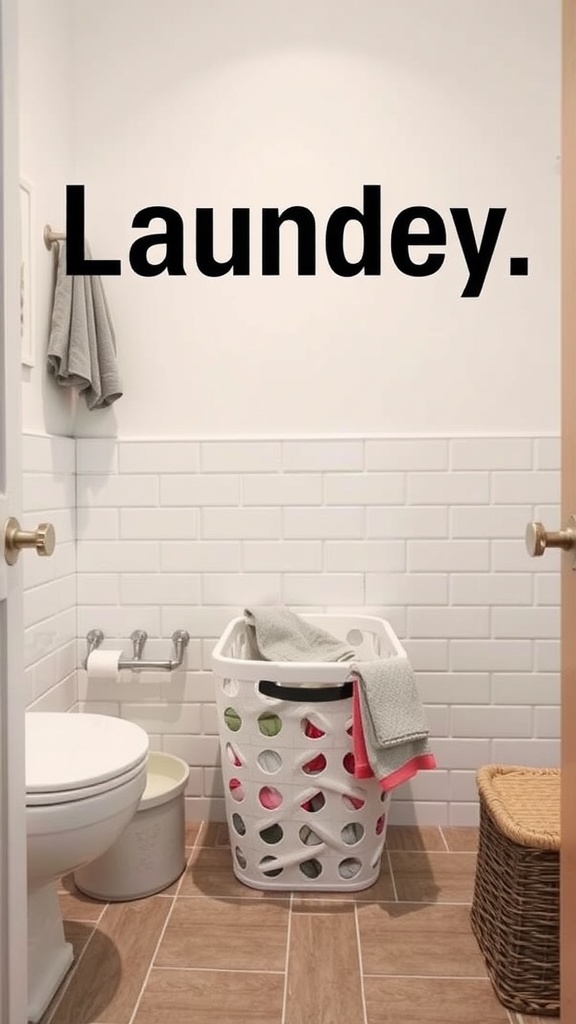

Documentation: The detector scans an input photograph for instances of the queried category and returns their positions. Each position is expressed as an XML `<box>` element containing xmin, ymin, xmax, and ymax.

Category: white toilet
<box><xmin>25</xmin><ymin>712</ymin><xmax>149</xmax><ymax>1023</ymax></box>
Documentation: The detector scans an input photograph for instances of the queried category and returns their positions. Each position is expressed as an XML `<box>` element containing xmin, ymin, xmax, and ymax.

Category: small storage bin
<box><xmin>211</xmin><ymin>614</ymin><xmax>404</xmax><ymax>892</ymax></box>
<box><xmin>74</xmin><ymin>752</ymin><xmax>190</xmax><ymax>901</ymax></box>
<box><xmin>470</xmin><ymin>764</ymin><xmax>560</xmax><ymax>1017</ymax></box>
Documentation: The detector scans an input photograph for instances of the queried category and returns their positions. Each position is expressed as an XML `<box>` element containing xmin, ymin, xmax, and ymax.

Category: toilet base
<box><xmin>27</xmin><ymin>881</ymin><xmax>74</xmax><ymax>1022</ymax></box>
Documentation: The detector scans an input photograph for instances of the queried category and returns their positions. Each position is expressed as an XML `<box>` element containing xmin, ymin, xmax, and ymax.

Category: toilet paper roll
<box><xmin>86</xmin><ymin>649</ymin><xmax>123</xmax><ymax>681</ymax></box>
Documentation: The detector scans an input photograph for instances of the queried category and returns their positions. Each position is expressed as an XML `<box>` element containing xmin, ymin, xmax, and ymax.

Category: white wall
<box><xmin>17</xmin><ymin>2</ymin><xmax>562</xmax><ymax>825</ymax></box>
<box><xmin>19</xmin><ymin>0</ymin><xmax>76</xmax><ymax>437</ymax></box>
<box><xmin>69</xmin><ymin>0</ymin><xmax>560</xmax><ymax>439</ymax></box>
<box><xmin>23</xmin><ymin>434</ymin><xmax>76</xmax><ymax>712</ymax></box>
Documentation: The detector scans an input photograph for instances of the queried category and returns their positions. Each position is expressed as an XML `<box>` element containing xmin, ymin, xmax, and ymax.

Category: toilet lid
<box><xmin>26</xmin><ymin>713</ymin><xmax>149</xmax><ymax>794</ymax></box>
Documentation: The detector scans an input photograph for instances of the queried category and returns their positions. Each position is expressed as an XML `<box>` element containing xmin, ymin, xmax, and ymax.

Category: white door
<box><xmin>0</xmin><ymin>0</ymin><xmax>28</xmax><ymax>1021</ymax></box>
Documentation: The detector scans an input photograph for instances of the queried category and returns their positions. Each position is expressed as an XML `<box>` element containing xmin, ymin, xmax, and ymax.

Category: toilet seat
<box><xmin>26</xmin><ymin>713</ymin><xmax>149</xmax><ymax>806</ymax></box>
<box><xmin>26</xmin><ymin>756</ymin><xmax>148</xmax><ymax>806</ymax></box>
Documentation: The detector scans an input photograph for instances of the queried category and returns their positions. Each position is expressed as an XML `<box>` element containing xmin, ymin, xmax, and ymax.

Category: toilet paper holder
<box><xmin>84</xmin><ymin>628</ymin><xmax>190</xmax><ymax>672</ymax></box>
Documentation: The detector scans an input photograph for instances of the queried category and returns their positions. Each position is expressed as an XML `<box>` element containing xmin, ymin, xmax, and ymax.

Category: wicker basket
<box><xmin>470</xmin><ymin>765</ymin><xmax>559</xmax><ymax>1017</ymax></box>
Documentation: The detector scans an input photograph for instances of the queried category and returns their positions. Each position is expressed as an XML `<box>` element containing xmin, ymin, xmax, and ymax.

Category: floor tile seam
<box><xmin>171</xmin><ymin>893</ymin><xmax>473</xmax><ymax>905</ymax></box>
<box><xmin>190</xmin><ymin>821</ymin><xmax>206</xmax><ymax>851</ymax></box>
<box><xmin>437</xmin><ymin>826</ymin><xmax>451</xmax><ymax>851</ymax></box>
<box><xmin>67</xmin><ymin>900</ymin><xmax>108</xmax><ymax>924</ymax></box>
<box><xmin>280</xmin><ymin>892</ymin><xmax>293</xmax><ymax>1024</ymax></box>
<box><xmin>40</xmin><ymin>917</ymin><xmax>100</xmax><ymax>1024</ymax></box>
<box><xmin>170</xmin><ymin>845</ymin><xmax>197</xmax><ymax>897</ymax></box>
<box><xmin>385</xmin><ymin>850</ymin><xmax>398</xmax><ymax>901</ymax></box>
<box><xmin>388</xmin><ymin>850</ymin><xmax>478</xmax><ymax>858</ymax></box>
<box><xmin>354</xmin><ymin>903</ymin><xmax>369</xmax><ymax>1024</ymax></box>
<box><xmin>127</xmin><ymin>894</ymin><xmax>178</xmax><ymax>1024</ymax></box>
<box><xmin>357</xmin><ymin>898</ymin><xmax>473</xmax><ymax>906</ymax></box>
<box><xmin>174</xmin><ymin>893</ymin><xmax>290</xmax><ymax>901</ymax></box>
<box><xmin>362</xmin><ymin>972</ymin><xmax>495</xmax><ymax>980</ymax></box>
<box><xmin>148</xmin><ymin>965</ymin><xmax>286</xmax><ymax>975</ymax></box>
<box><xmin>290</xmin><ymin>911</ymin><xmax>355</xmax><ymax>916</ymax></box>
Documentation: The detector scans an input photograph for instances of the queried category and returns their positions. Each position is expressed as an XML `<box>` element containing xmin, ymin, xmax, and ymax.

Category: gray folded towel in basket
<box><xmin>245</xmin><ymin>606</ymin><xmax>354</xmax><ymax>665</ymax></box>
<box><xmin>244</xmin><ymin>606</ymin><xmax>436</xmax><ymax>791</ymax></box>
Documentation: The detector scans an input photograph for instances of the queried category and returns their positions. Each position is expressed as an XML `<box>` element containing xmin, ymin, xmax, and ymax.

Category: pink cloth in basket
<box><xmin>352</xmin><ymin>679</ymin><xmax>436</xmax><ymax>793</ymax></box>
<box><xmin>259</xmin><ymin>786</ymin><xmax>283</xmax><ymax>809</ymax></box>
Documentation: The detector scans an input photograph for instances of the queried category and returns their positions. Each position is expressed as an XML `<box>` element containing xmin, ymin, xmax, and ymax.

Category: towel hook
<box><xmin>44</xmin><ymin>225</ymin><xmax>65</xmax><ymax>250</ymax></box>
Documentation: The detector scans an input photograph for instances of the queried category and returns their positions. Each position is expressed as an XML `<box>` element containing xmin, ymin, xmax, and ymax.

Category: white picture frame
<box><xmin>19</xmin><ymin>179</ymin><xmax>34</xmax><ymax>367</ymax></box>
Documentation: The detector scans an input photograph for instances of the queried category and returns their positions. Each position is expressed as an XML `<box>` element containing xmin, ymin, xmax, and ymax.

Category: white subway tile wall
<box><xmin>23</xmin><ymin>434</ymin><xmax>77</xmax><ymax>712</ymax></box>
<box><xmin>27</xmin><ymin>434</ymin><xmax>561</xmax><ymax>825</ymax></box>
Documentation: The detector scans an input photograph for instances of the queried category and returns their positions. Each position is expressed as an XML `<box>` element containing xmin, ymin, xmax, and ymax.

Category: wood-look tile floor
<box><xmin>38</xmin><ymin>824</ymin><xmax>558</xmax><ymax>1024</ymax></box>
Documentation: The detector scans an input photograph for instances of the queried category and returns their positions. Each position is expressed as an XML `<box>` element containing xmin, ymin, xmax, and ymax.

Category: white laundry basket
<box><xmin>211</xmin><ymin>614</ymin><xmax>405</xmax><ymax>892</ymax></box>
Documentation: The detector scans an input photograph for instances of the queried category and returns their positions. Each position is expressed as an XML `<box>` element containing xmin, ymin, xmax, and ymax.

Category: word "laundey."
<box><xmin>65</xmin><ymin>185</ymin><xmax>528</xmax><ymax>298</ymax></box>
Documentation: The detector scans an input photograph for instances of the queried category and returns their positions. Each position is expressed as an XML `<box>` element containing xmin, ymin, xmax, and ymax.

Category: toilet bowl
<box><xmin>25</xmin><ymin>712</ymin><xmax>149</xmax><ymax>1023</ymax></box>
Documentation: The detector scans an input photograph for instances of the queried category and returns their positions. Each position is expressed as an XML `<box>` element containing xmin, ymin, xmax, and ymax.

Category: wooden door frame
<box><xmin>562</xmin><ymin>1</ymin><xmax>576</xmax><ymax>1021</ymax></box>
<box><xmin>0</xmin><ymin>0</ymin><xmax>27</xmax><ymax>1021</ymax></box>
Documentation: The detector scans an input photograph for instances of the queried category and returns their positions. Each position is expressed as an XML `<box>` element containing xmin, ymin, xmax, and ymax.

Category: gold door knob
<box><xmin>525</xmin><ymin>517</ymin><xmax>576</xmax><ymax>557</ymax></box>
<box><xmin>4</xmin><ymin>517</ymin><xmax>56</xmax><ymax>566</ymax></box>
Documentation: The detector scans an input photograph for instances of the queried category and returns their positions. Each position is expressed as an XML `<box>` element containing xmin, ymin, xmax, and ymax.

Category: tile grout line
<box><xmin>149</xmin><ymin>965</ymin><xmax>286</xmax><ymax>974</ymax></box>
<box><xmin>385</xmin><ymin>850</ymin><xmax>399</xmax><ymax>902</ymax></box>
<box><xmin>170</xmin><ymin>841</ymin><xmax>197</xmax><ymax>898</ymax></box>
<box><xmin>170</xmin><ymin>893</ymin><xmax>475</xmax><ymax>906</ymax></box>
<box><xmin>170</xmin><ymin>893</ymin><xmax>291</xmax><ymax>901</ymax></box>
<box><xmin>362</xmin><ymin>973</ymin><xmax>508</xmax><ymax>981</ymax></box>
<box><xmin>354</xmin><ymin>902</ymin><xmax>369</xmax><ymax>1024</ymax></box>
<box><xmin>438</xmin><ymin>826</ymin><xmax>451</xmax><ymax>851</ymax></box>
<box><xmin>280</xmin><ymin>892</ymin><xmax>294</xmax><ymax>1024</ymax></box>
<box><xmin>127</xmin><ymin>894</ymin><xmax>179</xmax><ymax>1024</ymax></box>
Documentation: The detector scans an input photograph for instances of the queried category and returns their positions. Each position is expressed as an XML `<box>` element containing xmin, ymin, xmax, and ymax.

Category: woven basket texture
<box><xmin>470</xmin><ymin>765</ymin><xmax>559</xmax><ymax>1017</ymax></box>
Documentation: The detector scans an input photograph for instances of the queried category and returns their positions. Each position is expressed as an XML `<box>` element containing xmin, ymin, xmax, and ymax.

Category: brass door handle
<box><xmin>525</xmin><ymin>517</ymin><xmax>576</xmax><ymax>557</ymax></box>
<box><xmin>4</xmin><ymin>517</ymin><xmax>56</xmax><ymax>565</ymax></box>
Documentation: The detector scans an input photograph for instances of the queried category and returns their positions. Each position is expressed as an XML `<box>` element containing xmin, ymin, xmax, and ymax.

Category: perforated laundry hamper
<box><xmin>211</xmin><ymin>614</ymin><xmax>404</xmax><ymax>892</ymax></box>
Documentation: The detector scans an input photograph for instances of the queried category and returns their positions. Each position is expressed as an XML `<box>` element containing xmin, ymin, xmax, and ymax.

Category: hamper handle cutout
<box><xmin>346</xmin><ymin>629</ymin><xmax>364</xmax><ymax>646</ymax></box>
<box><xmin>259</xmin><ymin>679</ymin><xmax>352</xmax><ymax>702</ymax></box>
